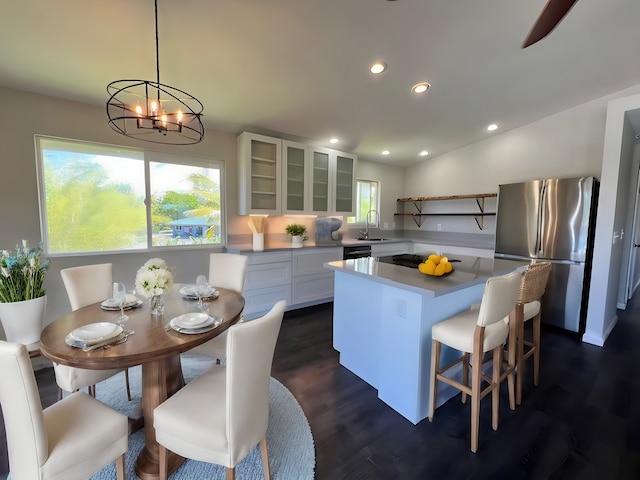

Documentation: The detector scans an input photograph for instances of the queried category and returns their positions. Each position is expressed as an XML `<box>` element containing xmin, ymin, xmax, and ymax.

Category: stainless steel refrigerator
<box><xmin>494</xmin><ymin>176</ymin><xmax>599</xmax><ymax>333</ymax></box>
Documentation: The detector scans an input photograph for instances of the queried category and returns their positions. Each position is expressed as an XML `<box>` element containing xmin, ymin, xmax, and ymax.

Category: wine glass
<box><xmin>112</xmin><ymin>282</ymin><xmax>129</xmax><ymax>326</ymax></box>
<box><xmin>195</xmin><ymin>275</ymin><xmax>209</xmax><ymax>311</ymax></box>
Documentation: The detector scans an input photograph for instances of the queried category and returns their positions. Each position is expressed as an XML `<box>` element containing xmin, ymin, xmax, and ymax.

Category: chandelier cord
<box><xmin>154</xmin><ymin>0</ymin><xmax>160</xmax><ymax>86</ymax></box>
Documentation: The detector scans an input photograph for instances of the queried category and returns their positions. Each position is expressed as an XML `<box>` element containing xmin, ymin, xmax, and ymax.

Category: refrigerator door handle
<box><xmin>537</xmin><ymin>181</ymin><xmax>547</xmax><ymax>257</ymax></box>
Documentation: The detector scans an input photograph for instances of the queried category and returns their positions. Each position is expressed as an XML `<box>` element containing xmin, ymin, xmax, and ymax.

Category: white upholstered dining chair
<box><xmin>188</xmin><ymin>253</ymin><xmax>248</xmax><ymax>361</ymax></box>
<box><xmin>0</xmin><ymin>340</ymin><xmax>128</xmax><ymax>480</ymax></box>
<box><xmin>58</xmin><ymin>263</ymin><xmax>131</xmax><ymax>400</ymax></box>
<box><xmin>154</xmin><ymin>300</ymin><xmax>285</xmax><ymax>480</ymax></box>
<box><xmin>428</xmin><ymin>268</ymin><xmax>523</xmax><ymax>453</ymax></box>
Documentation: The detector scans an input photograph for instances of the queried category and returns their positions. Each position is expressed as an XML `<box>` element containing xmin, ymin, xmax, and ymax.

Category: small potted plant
<box><xmin>285</xmin><ymin>223</ymin><xmax>308</xmax><ymax>248</ymax></box>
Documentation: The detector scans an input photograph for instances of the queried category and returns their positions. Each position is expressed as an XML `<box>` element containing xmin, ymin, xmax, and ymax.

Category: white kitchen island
<box><xmin>324</xmin><ymin>255</ymin><xmax>528</xmax><ymax>425</ymax></box>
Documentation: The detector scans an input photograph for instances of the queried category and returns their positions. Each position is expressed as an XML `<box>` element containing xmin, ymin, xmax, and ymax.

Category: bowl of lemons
<box><xmin>418</xmin><ymin>254</ymin><xmax>454</xmax><ymax>277</ymax></box>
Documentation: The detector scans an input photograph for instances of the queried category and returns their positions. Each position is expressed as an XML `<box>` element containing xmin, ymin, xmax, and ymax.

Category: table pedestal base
<box><xmin>135</xmin><ymin>356</ymin><xmax>185</xmax><ymax>480</ymax></box>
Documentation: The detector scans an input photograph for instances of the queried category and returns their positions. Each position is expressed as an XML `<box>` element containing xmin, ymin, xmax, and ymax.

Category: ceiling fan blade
<box><xmin>522</xmin><ymin>0</ymin><xmax>579</xmax><ymax>48</ymax></box>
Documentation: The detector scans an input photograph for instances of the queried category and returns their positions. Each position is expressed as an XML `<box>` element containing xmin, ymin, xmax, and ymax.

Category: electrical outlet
<box><xmin>396</xmin><ymin>299</ymin><xmax>407</xmax><ymax>318</ymax></box>
<box><xmin>437</xmin><ymin>223</ymin><xmax>442</xmax><ymax>231</ymax></box>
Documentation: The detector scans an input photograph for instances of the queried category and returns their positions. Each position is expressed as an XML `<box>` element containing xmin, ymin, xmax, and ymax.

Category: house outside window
<box><xmin>347</xmin><ymin>179</ymin><xmax>379</xmax><ymax>225</ymax></box>
<box><xmin>36</xmin><ymin>136</ymin><xmax>224</xmax><ymax>254</ymax></box>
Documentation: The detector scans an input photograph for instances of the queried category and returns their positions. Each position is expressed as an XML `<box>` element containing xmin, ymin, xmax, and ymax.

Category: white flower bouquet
<box><xmin>134</xmin><ymin>258</ymin><xmax>173</xmax><ymax>298</ymax></box>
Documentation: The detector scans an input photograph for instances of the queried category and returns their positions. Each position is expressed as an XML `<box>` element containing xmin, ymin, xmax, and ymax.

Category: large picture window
<box><xmin>36</xmin><ymin>136</ymin><xmax>224</xmax><ymax>254</ymax></box>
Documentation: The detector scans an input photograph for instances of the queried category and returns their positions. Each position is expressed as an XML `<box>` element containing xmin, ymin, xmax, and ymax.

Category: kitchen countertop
<box><xmin>324</xmin><ymin>255</ymin><xmax>528</xmax><ymax>297</ymax></box>
<box><xmin>225</xmin><ymin>237</ymin><xmax>410</xmax><ymax>254</ymax></box>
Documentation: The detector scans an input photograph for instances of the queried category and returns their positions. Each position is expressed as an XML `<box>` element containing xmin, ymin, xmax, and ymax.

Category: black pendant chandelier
<box><xmin>106</xmin><ymin>0</ymin><xmax>204</xmax><ymax>145</ymax></box>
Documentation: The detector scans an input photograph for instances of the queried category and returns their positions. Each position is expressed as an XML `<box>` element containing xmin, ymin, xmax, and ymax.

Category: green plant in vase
<box><xmin>285</xmin><ymin>223</ymin><xmax>308</xmax><ymax>248</ymax></box>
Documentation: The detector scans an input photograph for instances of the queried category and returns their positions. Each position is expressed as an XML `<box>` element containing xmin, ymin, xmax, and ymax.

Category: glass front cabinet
<box><xmin>238</xmin><ymin>132</ymin><xmax>282</xmax><ymax>215</ymax></box>
<box><xmin>238</xmin><ymin>132</ymin><xmax>356</xmax><ymax>216</ymax></box>
<box><xmin>282</xmin><ymin>140</ymin><xmax>310</xmax><ymax>214</ymax></box>
<box><xmin>309</xmin><ymin>147</ymin><xmax>356</xmax><ymax>216</ymax></box>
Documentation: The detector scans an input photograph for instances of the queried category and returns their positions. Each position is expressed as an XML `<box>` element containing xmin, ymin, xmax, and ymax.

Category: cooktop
<box><xmin>376</xmin><ymin>254</ymin><xmax>426</xmax><ymax>268</ymax></box>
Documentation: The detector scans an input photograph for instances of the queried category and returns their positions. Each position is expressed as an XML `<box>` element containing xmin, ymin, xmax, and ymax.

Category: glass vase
<box><xmin>150</xmin><ymin>294</ymin><xmax>165</xmax><ymax>316</ymax></box>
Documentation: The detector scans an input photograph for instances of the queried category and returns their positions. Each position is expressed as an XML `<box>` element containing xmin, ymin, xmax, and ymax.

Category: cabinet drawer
<box><xmin>245</xmin><ymin>262</ymin><xmax>291</xmax><ymax>290</ymax></box>
<box><xmin>291</xmin><ymin>248</ymin><xmax>342</xmax><ymax>277</ymax></box>
<box><xmin>246</xmin><ymin>251</ymin><xmax>291</xmax><ymax>265</ymax></box>
<box><xmin>244</xmin><ymin>285</ymin><xmax>291</xmax><ymax>319</ymax></box>
<box><xmin>291</xmin><ymin>272</ymin><xmax>335</xmax><ymax>305</ymax></box>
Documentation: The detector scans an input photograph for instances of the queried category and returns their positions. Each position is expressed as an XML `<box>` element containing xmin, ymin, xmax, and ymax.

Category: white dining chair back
<box><xmin>189</xmin><ymin>253</ymin><xmax>249</xmax><ymax>361</ymax></box>
<box><xmin>154</xmin><ymin>300</ymin><xmax>286</xmax><ymax>480</ymax></box>
<box><xmin>208</xmin><ymin>253</ymin><xmax>248</xmax><ymax>294</ymax></box>
<box><xmin>60</xmin><ymin>263</ymin><xmax>113</xmax><ymax>311</ymax></box>
<box><xmin>57</xmin><ymin>263</ymin><xmax>130</xmax><ymax>400</ymax></box>
<box><xmin>0</xmin><ymin>340</ymin><xmax>127</xmax><ymax>480</ymax></box>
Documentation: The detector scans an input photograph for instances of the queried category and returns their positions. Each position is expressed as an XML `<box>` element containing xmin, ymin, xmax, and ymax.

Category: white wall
<box><xmin>583</xmin><ymin>93</ymin><xmax>640</xmax><ymax>346</ymax></box>
<box><xmin>403</xmin><ymin>83</ymin><xmax>640</xmax><ymax>346</ymax></box>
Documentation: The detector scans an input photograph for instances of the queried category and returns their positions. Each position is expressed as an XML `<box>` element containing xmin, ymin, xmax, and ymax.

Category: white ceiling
<box><xmin>2</xmin><ymin>0</ymin><xmax>640</xmax><ymax>167</ymax></box>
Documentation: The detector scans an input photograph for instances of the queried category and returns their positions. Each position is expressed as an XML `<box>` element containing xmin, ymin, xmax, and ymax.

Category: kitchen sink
<box><xmin>356</xmin><ymin>237</ymin><xmax>388</xmax><ymax>241</ymax></box>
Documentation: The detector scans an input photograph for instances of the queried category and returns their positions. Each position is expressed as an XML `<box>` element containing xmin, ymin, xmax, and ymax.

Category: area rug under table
<box><xmin>89</xmin><ymin>354</ymin><xmax>315</xmax><ymax>479</ymax></box>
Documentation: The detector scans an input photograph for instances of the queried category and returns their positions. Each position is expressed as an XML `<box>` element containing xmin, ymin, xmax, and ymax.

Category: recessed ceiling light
<box><xmin>330</xmin><ymin>138</ymin><xmax>340</xmax><ymax>144</ymax></box>
<box><xmin>411</xmin><ymin>82</ymin><xmax>431</xmax><ymax>94</ymax></box>
<box><xmin>382</xmin><ymin>150</ymin><xmax>390</xmax><ymax>155</ymax></box>
<box><xmin>370</xmin><ymin>62</ymin><xmax>387</xmax><ymax>74</ymax></box>
<box><xmin>487</xmin><ymin>124</ymin><xmax>498</xmax><ymax>131</ymax></box>
<box><xmin>419</xmin><ymin>150</ymin><xmax>429</xmax><ymax>156</ymax></box>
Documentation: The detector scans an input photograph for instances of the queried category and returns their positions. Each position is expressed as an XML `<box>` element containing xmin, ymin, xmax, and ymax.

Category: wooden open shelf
<box><xmin>395</xmin><ymin>193</ymin><xmax>497</xmax><ymax>229</ymax></box>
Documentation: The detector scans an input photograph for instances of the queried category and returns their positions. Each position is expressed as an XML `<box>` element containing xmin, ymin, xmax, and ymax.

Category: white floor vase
<box><xmin>0</xmin><ymin>295</ymin><xmax>47</xmax><ymax>348</ymax></box>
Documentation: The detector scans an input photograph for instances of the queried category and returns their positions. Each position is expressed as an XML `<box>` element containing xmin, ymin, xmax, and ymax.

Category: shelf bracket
<box><xmin>411</xmin><ymin>215</ymin><xmax>423</xmax><ymax>228</ymax></box>
<box><xmin>474</xmin><ymin>197</ymin><xmax>486</xmax><ymax>230</ymax></box>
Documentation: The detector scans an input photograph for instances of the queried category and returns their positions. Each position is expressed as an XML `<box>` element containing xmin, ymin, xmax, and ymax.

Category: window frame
<box><xmin>35</xmin><ymin>135</ymin><xmax>226</xmax><ymax>256</ymax></box>
<box><xmin>347</xmin><ymin>179</ymin><xmax>380</xmax><ymax>227</ymax></box>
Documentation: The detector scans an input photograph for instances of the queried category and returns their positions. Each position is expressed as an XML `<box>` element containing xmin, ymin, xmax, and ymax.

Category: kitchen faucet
<box><xmin>361</xmin><ymin>209</ymin><xmax>379</xmax><ymax>240</ymax></box>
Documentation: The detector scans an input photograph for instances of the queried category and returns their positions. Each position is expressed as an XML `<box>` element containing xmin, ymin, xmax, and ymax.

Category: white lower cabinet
<box><xmin>243</xmin><ymin>251</ymin><xmax>291</xmax><ymax>319</ymax></box>
<box><xmin>242</xmin><ymin>247</ymin><xmax>341</xmax><ymax>318</ymax></box>
<box><xmin>291</xmin><ymin>247</ymin><xmax>342</xmax><ymax>305</ymax></box>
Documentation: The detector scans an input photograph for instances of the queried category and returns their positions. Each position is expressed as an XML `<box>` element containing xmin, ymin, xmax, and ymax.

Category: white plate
<box><xmin>101</xmin><ymin>294</ymin><xmax>139</xmax><ymax>308</ymax></box>
<box><xmin>101</xmin><ymin>299</ymin><xmax>144</xmax><ymax>311</ymax></box>
<box><xmin>179</xmin><ymin>285</ymin><xmax>218</xmax><ymax>299</ymax></box>
<box><xmin>69</xmin><ymin>322</ymin><xmax>123</xmax><ymax>345</ymax></box>
<box><xmin>171</xmin><ymin>313</ymin><xmax>215</xmax><ymax>329</ymax></box>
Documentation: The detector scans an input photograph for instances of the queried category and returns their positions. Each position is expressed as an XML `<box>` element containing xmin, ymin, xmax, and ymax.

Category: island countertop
<box><xmin>324</xmin><ymin>255</ymin><xmax>529</xmax><ymax>297</ymax></box>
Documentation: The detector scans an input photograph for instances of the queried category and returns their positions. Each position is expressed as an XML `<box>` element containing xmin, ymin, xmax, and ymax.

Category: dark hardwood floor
<box><xmin>3</xmin><ymin>295</ymin><xmax>640</xmax><ymax>479</ymax></box>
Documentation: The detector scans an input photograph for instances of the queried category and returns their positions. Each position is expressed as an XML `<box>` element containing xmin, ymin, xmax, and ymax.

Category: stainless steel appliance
<box><xmin>343</xmin><ymin>245</ymin><xmax>371</xmax><ymax>260</ymax></box>
<box><xmin>494</xmin><ymin>176</ymin><xmax>599</xmax><ymax>333</ymax></box>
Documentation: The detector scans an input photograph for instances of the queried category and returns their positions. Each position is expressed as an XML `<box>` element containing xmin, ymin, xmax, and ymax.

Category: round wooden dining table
<box><xmin>40</xmin><ymin>284</ymin><xmax>245</xmax><ymax>480</ymax></box>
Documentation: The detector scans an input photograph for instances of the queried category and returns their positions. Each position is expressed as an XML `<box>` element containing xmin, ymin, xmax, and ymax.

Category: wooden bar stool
<box><xmin>513</xmin><ymin>261</ymin><xmax>552</xmax><ymax>405</ymax></box>
<box><xmin>428</xmin><ymin>269</ymin><xmax>524</xmax><ymax>453</ymax></box>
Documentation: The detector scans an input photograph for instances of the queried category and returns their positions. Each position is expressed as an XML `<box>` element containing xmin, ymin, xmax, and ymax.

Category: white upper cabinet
<box><xmin>238</xmin><ymin>132</ymin><xmax>356</xmax><ymax>216</ymax></box>
<box><xmin>333</xmin><ymin>151</ymin><xmax>356</xmax><ymax>216</ymax></box>
<box><xmin>282</xmin><ymin>140</ymin><xmax>310</xmax><ymax>214</ymax></box>
<box><xmin>309</xmin><ymin>146</ymin><xmax>357</xmax><ymax>216</ymax></box>
<box><xmin>238</xmin><ymin>132</ymin><xmax>282</xmax><ymax>215</ymax></box>
<box><xmin>309</xmin><ymin>146</ymin><xmax>332</xmax><ymax>214</ymax></box>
